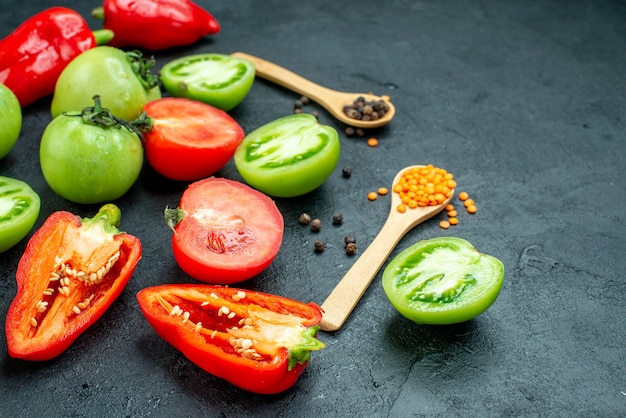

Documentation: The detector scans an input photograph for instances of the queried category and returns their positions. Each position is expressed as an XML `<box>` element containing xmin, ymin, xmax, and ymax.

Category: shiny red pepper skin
<box><xmin>0</xmin><ymin>7</ymin><xmax>102</xmax><ymax>107</ymax></box>
<box><xmin>98</xmin><ymin>0</ymin><xmax>220</xmax><ymax>50</ymax></box>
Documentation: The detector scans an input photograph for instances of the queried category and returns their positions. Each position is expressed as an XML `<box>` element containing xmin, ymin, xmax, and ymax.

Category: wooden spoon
<box><xmin>319</xmin><ymin>165</ymin><xmax>454</xmax><ymax>332</ymax></box>
<box><xmin>231</xmin><ymin>52</ymin><xmax>395</xmax><ymax>129</ymax></box>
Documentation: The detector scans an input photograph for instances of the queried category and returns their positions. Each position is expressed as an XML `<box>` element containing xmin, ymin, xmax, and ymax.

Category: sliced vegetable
<box><xmin>0</xmin><ymin>7</ymin><xmax>112</xmax><ymax>107</ymax></box>
<box><xmin>142</xmin><ymin>98</ymin><xmax>245</xmax><ymax>181</ymax></box>
<box><xmin>5</xmin><ymin>204</ymin><xmax>142</xmax><ymax>360</ymax></box>
<box><xmin>0</xmin><ymin>177</ymin><xmax>40</xmax><ymax>253</ymax></box>
<box><xmin>382</xmin><ymin>237</ymin><xmax>504</xmax><ymax>325</ymax></box>
<box><xmin>137</xmin><ymin>284</ymin><xmax>325</xmax><ymax>394</ymax></box>
<box><xmin>51</xmin><ymin>46</ymin><xmax>161</xmax><ymax>121</ymax></box>
<box><xmin>41</xmin><ymin>96</ymin><xmax>147</xmax><ymax>204</ymax></box>
<box><xmin>160</xmin><ymin>54</ymin><xmax>255</xmax><ymax>111</ymax></box>
<box><xmin>0</xmin><ymin>83</ymin><xmax>21</xmax><ymax>159</ymax></box>
<box><xmin>234</xmin><ymin>114</ymin><xmax>340</xmax><ymax>197</ymax></box>
<box><xmin>165</xmin><ymin>178</ymin><xmax>284</xmax><ymax>284</ymax></box>
<box><xmin>92</xmin><ymin>0</ymin><xmax>220</xmax><ymax>50</ymax></box>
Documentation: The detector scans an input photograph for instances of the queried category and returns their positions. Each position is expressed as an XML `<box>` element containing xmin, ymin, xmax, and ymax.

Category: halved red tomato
<box><xmin>143</xmin><ymin>98</ymin><xmax>245</xmax><ymax>181</ymax></box>
<box><xmin>165</xmin><ymin>177</ymin><xmax>284</xmax><ymax>284</ymax></box>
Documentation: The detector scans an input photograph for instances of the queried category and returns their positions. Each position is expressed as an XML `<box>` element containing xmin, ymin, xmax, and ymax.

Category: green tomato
<box><xmin>0</xmin><ymin>176</ymin><xmax>40</xmax><ymax>253</ymax></box>
<box><xmin>0</xmin><ymin>84</ymin><xmax>22</xmax><ymax>159</ymax></box>
<box><xmin>40</xmin><ymin>106</ymin><xmax>144</xmax><ymax>204</ymax></box>
<box><xmin>51</xmin><ymin>47</ymin><xmax>161</xmax><ymax>121</ymax></box>
<box><xmin>234</xmin><ymin>114</ymin><xmax>340</xmax><ymax>198</ymax></box>
<box><xmin>160</xmin><ymin>53</ymin><xmax>255</xmax><ymax>111</ymax></box>
<box><xmin>382</xmin><ymin>237</ymin><xmax>504</xmax><ymax>325</ymax></box>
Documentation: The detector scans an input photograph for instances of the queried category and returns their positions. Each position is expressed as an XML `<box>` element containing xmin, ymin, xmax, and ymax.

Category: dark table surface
<box><xmin>1</xmin><ymin>0</ymin><xmax>624</xmax><ymax>416</ymax></box>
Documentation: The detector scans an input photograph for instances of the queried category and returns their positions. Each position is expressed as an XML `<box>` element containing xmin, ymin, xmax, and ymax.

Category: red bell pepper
<box><xmin>5</xmin><ymin>204</ymin><xmax>142</xmax><ymax>361</ymax></box>
<box><xmin>0</xmin><ymin>7</ymin><xmax>112</xmax><ymax>107</ymax></box>
<box><xmin>92</xmin><ymin>0</ymin><xmax>220</xmax><ymax>50</ymax></box>
<box><xmin>137</xmin><ymin>284</ymin><xmax>326</xmax><ymax>394</ymax></box>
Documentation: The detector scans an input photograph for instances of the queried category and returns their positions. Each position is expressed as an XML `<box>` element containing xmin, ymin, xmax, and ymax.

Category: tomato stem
<box><xmin>126</xmin><ymin>50</ymin><xmax>160</xmax><ymax>90</ymax></box>
<box><xmin>64</xmin><ymin>95</ymin><xmax>153</xmax><ymax>138</ymax></box>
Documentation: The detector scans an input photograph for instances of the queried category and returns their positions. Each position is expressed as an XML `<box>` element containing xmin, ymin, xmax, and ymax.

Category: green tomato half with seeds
<box><xmin>382</xmin><ymin>237</ymin><xmax>504</xmax><ymax>325</ymax></box>
<box><xmin>0</xmin><ymin>83</ymin><xmax>22</xmax><ymax>159</ymax></box>
<box><xmin>0</xmin><ymin>176</ymin><xmax>40</xmax><ymax>253</ymax></box>
<box><xmin>160</xmin><ymin>53</ymin><xmax>255</xmax><ymax>111</ymax></box>
<box><xmin>40</xmin><ymin>112</ymin><xmax>144</xmax><ymax>204</ymax></box>
<box><xmin>234</xmin><ymin>113</ymin><xmax>340</xmax><ymax>197</ymax></box>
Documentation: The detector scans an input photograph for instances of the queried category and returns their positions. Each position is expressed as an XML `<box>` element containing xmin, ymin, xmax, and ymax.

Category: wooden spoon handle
<box><xmin>319</xmin><ymin>218</ymin><xmax>408</xmax><ymax>332</ymax></box>
<box><xmin>231</xmin><ymin>52</ymin><xmax>334</xmax><ymax>105</ymax></box>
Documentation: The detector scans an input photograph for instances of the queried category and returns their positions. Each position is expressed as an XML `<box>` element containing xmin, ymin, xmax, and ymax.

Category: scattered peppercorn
<box><xmin>314</xmin><ymin>239</ymin><xmax>325</xmax><ymax>253</ymax></box>
<box><xmin>345</xmin><ymin>242</ymin><xmax>357</xmax><ymax>256</ymax></box>
<box><xmin>342</xmin><ymin>167</ymin><xmax>352</xmax><ymax>178</ymax></box>
<box><xmin>293</xmin><ymin>108</ymin><xmax>302</xmax><ymax>114</ymax></box>
<box><xmin>299</xmin><ymin>213</ymin><xmax>311</xmax><ymax>225</ymax></box>
<box><xmin>294</xmin><ymin>100</ymin><xmax>303</xmax><ymax>109</ymax></box>
<box><xmin>310</xmin><ymin>218</ymin><xmax>322</xmax><ymax>232</ymax></box>
<box><xmin>300</xmin><ymin>95</ymin><xmax>310</xmax><ymax>105</ymax></box>
<box><xmin>310</xmin><ymin>110</ymin><xmax>319</xmax><ymax>120</ymax></box>
<box><xmin>355</xmin><ymin>128</ymin><xmax>365</xmax><ymax>137</ymax></box>
<box><xmin>345</xmin><ymin>127</ymin><xmax>356</xmax><ymax>137</ymax></box>
<box><xmin>344</xmin><ymin>235</ymin><xmax>356</xmax><ymax>245</ymax></box>
<box><xmin>332</xmin><ymin>212</ymin><xmax>343</xmax><ymax>225</ymax></box>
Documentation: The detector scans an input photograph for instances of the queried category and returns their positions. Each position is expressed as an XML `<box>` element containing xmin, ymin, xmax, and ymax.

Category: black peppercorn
<box><xmin>332</xmin><ymin>212</ymin><xmax>343</xmax><ymax>225</ymax></box>
<box><xmin>310</xmin><ymin>218</ymin><xmax>322</xmax><ymax>232</ymax></box>
<box><xmin>300</xmin><ymin>95</ymin><xmax>310</xmax><ymax>105</ymax></box>
<box><xmin>344</xmin><ymin>235</ymin><xmax>356</xmax><ymax>245</ymax></box>
<box><xmin>314</xmin><ymin>239</ymin><xmax>325</xmax><ymax>253</ymax></box>
<box><xmin>345</xmin><ymin>127</ymin><xmax>356</xmax><ymax>137</ymax></box>
<box><xmin>294</xmin><ymin>100</ymin><xmax>303</xmax><ymax>109</ymax></box>
<box><xmin>345</xmin><ymin>242</ymin><xmax>357</xmax><ymax>255</ymax></box>
<box><xmin>299</xmin><ymin>213</ymin><xmax>311</xmax><ymax>225</ymax></box>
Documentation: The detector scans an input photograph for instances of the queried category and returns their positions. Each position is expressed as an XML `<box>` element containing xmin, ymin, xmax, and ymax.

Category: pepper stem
<box><xmin>91</xmin><ymin>6</ymin><xmax>105</xmax><ymax>20</ymax></box>
<box><xmin>93</xmin><ymin>29</ymin><xmax>114</xmax><ymax>46</ymax></box>
<box><xmin>81</xmin><ymin>204</ymin><xmax>123</xmax><ymax>235</ymax></box>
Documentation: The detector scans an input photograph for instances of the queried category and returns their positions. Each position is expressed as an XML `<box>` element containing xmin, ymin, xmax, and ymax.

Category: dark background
<box><xmin>1</xmin><ymin>0</ymin><xmax>624</xmax><ymax>416</ymax></box>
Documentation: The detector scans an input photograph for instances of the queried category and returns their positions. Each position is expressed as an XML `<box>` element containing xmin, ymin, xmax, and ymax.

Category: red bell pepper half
<box><xmin>0</xmin><ymin>7</ymin><xmax>112</xmax><ymax>107</ymax></box>
<box><xmin>93</xmin><ymin>0</ymin><xmax>220</xmax><ymax>50</ymax></box>
<box><xmin>5</xmin><ymin>204</ymin><xmax>142</xmax><ymax>361</ymax></box>
<box><xmin>137</xmin><ymin>284</ymin><xmax>326</xmax><ymax>394</ymax></box>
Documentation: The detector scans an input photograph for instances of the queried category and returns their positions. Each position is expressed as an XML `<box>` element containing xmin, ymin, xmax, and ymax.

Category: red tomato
<box><xmin>166</xmin><ymin>177</ymin><xmax>284</xmax><ymax>284</ymax></box>
<box><xmin>143</xmin><ymin>98</ymin><xmax>245</xmax><ymax>181</ymax></box>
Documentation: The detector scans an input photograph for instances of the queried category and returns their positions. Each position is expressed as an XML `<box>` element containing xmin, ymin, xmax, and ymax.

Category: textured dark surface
<box><xmin>1</xmin><ymin>0</ymin><xmax>625</xmax><ymax>416</ymax></box>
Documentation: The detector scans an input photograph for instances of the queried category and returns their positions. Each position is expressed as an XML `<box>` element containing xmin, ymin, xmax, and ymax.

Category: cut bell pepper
<box><xmin>5</xmin><ymin>204</ymin><xmax>142</xmax><ymax>360</ymax></box>
<box><xmin>137</xmin><ymin>284</ymin><xmax>325</xmax><ymax>394</ymax></box>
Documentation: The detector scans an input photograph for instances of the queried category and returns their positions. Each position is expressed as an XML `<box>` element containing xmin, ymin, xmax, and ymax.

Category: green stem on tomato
<box><xmin>126</xmin><ymin>50</ymin><xmax>160</xmax><ymax>90</ymax></box>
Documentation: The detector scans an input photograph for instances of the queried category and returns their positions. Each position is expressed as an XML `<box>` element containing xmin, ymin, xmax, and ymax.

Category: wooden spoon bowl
<box><xmin>231</xmin><ymin>52</ymin><xmax>395</xmax><ymax>129</ymax></box>
<box><xmin>319</xmin><ymin>165</ymin><xmax>454</xmax><ymax>332</ymax></box>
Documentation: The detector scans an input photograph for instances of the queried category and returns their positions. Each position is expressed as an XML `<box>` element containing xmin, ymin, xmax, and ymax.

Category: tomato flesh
<box><xmin>160</xmin><ymin>53</ymin><xmax>255</xmax><ymax>111</ymax></box>
<box><xmin>234</xmin><ymin>114</ymin><xmax>340</xmax><ymax>197</ymax></box>
<box><xmin>143</xmin><ymin>98</ymin><xmax>245</xmax><ymax>181</ymax></box>
<box><xmin>382</xmin><ymin>237</ymin><xmax>504</xmax><ymax>325</ymax></box>
<box><xmin>0</xmin><ymin>176</ymin><xmax>40</xmax><ymax>253</ymax></box>
<box><xmin>168</xmin><ymin>178</ymin><xmax>284</xmax><ymax>284</ymax></box>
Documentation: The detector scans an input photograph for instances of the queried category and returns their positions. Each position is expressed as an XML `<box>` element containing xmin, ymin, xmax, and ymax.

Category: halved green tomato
<box><xmin>382</xmin><ymin>237</ymin><xmax>504</xmax><ymax>325</ymax></box>
<box><xmin>160</xmin><ymin>53</ymin><xmax>255</xmax><ymax>111</ymax></box>
<box><xmin>0</xmin><ymin>176</ymin><xmax>41</xmax><ymax>252</ymax></box>
<box><xmin>234</xmin><ymin>114</ymin><xmax>340</xmax><ymax>198</ymax></box>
